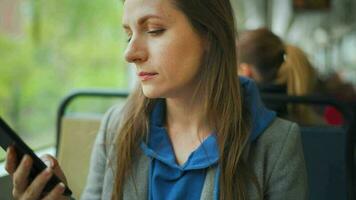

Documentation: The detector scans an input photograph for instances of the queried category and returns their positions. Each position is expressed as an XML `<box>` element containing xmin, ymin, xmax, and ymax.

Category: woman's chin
<box><xmin>142</xmin><ymin>88</ymin><xmax>161</xmax><ymax>99</ymax></box>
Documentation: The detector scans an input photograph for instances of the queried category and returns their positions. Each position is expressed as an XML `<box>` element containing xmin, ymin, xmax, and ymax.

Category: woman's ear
<box><xmin>238</xmin><ymin>63</ymin><xmax>253</xmax><ymax>77</ymax></box>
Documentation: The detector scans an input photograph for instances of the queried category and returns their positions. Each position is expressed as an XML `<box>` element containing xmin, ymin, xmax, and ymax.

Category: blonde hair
<box><xmin>275</xmin><ymin>45</ymin><xmax>320</xmax><ymax>124</ymax></box>
<box><xmin>275</xmin><ymin>45</ymin><xmax>317</xmax><ymax>96</ymax></box>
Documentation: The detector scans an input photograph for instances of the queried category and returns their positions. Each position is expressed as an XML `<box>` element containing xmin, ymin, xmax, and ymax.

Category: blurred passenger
<box><xmin>237</xmin><ymin>28</ymin><xmax>322</xmax><ymax>125</ymax></box>
<box><xmin>318</xmin><ymin>72</ymin><xmax>356</xmax><ymax>125</ymax></box>
<box><xmin>319</xmin><ymin>72</ymin><xmax>356</xmax><ymax>102</ymax></box>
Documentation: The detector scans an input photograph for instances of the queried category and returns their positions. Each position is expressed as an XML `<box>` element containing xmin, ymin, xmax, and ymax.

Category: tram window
<box><xmin>0</xmin><ymin>0</ymin><xmax>128</xmax><ymax>162</ymax></box>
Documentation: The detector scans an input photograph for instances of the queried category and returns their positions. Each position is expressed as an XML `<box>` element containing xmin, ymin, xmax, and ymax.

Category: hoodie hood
<box><xmin>141</xmin><ymin>76</ymin><xmax>276</xmax><ymax>200</ymax></box>
<box><xmin>240</xmin><ymin>76</ymin><xmax>276</xmax><ymax>141</ymax></box>
<box><xmin>148</xmin><ymin>76</ymin><xmax>276</xmax><ymax>142</ymax></box>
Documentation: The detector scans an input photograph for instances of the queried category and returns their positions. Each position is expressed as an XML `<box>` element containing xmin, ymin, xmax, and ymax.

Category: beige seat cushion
<box><xmin>57</xmin><ymin>116</ymin><xmax>102</xmax><ymax>199</ymax></box>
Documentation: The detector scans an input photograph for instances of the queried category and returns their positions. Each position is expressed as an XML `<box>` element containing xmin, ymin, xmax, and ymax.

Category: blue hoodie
<box><xmin>140</xmin><ymin>77</ymin><xmax>276</xmax><ymax>200</ymax></box>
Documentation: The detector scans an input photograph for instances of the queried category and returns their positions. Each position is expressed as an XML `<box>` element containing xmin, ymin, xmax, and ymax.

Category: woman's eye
<box><xmin>126</xmin><ymin>34</ymin><xmax>132</xmax><ymax>43</ymax></box>
<box><xmin>147</xmin><ymin>29</ymin><xmax>165</xmax><ymax>36</ymax></box>
<box><xmin>127</xmin><ymin>36</ymin><xmax>132</xmax><ymax>43</ymax></box>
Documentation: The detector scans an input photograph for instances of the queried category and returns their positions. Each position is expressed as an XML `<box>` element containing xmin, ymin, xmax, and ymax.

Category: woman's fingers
<box><xmin>12</xmin><ymin>155</ymin><xmax>32</xmax><ymax>194</ymax></box>
<box><xmin>6</xmin><ymin>150</ymin><xmax>68</xmax><ymax>199</ymax></box>
<box><xmin>42</xmin><ymin>183</ymin><xmax>67</xmax><ymax>200</ymax></box>
<box><xmin>21</xmin><ymin>167</ymin><xmax>53</xmax><ymax>200</ymax></box>
<box><xmin>5</xmin><ymin>149</ymin><xmax>68</xmax><ymax>200</ymax></box>
<box><xmin>5</xmin><ymin>146</ymin><xmax>18</xmax><ymax>175</ymax></box>
<box><xmin>40</xmin><ymin>155</ymin><xmax>68</xmax><ymax>185</ymax></box>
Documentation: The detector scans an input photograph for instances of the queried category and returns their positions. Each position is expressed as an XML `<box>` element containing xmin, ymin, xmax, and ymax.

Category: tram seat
<box><xmin>56</xmin><ymin>90</ymin><xmax>128</xmax><ymax>199</ymax></box>
<box><xmin>300</xmin><ymin>126</ymin><xmax>351</xmax><ymax>200</ymax></box>
<box><xmin>57</xmin><ymin>116</ymin><xmax>102</xmax><ymax>199</ymax></box>
<box><xmin>261</xmin><ymin>94</ymin><xmax>355</xmax><ymax>200</ymax></box>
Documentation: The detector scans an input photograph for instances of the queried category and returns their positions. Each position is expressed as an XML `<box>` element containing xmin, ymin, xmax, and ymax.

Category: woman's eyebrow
<box><xmin>123</xmin><ymin>14</ymin><xmax>164</xmax><ymax>29</ymax></box>
<box><xmin>138</xmin><ymin>14</ymin><xmax>164</xmax><ymax>25</ymax></box>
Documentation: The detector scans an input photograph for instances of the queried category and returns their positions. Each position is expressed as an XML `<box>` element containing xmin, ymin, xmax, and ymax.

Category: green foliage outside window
<box><xmin>0</xmin><ymin>0</ymin><xmax>128</xmax><ymax>160</ymax></box>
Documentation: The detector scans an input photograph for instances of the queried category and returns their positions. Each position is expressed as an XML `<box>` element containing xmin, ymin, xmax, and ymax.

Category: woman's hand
<box><xmin>5</xmin><ymin>146</ymin><xmax>70</xmax><ymax>200</ymax></box>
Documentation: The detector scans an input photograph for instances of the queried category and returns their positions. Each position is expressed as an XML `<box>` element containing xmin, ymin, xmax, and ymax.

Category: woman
<box><xmin>237</xmin><ymin>28</ymin><xmax>320</xmax><ymax>125</ymax></box>
<box><xmin>5</xmin><ymin>0</ymin><xmax>308</xmax><ymax>199</ymax></box>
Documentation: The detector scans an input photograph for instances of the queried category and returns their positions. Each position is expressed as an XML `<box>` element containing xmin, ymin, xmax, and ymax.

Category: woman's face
<box><xmin>122</xmin><ymin>0</ymin><xmax>206</xmax><ymax>99</ymax></box>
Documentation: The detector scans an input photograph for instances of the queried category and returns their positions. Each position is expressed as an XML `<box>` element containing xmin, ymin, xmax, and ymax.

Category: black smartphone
<box><xmin>0</xmin><ymin>117</ymin><xmax>72</xmax><ymax>197</ymax></box>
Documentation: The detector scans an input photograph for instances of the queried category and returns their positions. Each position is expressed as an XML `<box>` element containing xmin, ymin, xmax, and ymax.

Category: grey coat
<box><xmin>80</xmin><ymin>106</ymin><xmax>308</xmax><ymax>200</ymax></box>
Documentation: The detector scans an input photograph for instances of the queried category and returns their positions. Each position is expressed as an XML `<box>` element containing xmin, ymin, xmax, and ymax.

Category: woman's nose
<box><xmin>124</xmin><ymin>38</ymin><xmax>148</xmax><ymax>63</ymax></box>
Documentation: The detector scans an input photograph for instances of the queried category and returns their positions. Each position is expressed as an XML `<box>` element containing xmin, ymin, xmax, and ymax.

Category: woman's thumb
<box><xmin>40</xmin><ymin>155</ymin><xmax>68</xmax><ymax>184</ymax></box>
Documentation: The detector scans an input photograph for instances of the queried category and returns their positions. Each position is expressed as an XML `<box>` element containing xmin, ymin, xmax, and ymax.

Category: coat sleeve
<box><xmin>265</xmin><ymin>122</ymin><xmax>308</xmax><ymax>200</ymax></box>
<box><xmin>79</xmin><ymin>106</ymin><xmax>118</xmax><ymax>200</ymax></box>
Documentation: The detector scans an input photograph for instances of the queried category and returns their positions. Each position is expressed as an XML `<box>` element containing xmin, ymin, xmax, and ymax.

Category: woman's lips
<box><xmin>138</xmin><ymin>72</ymin><xmax>158</xmax><ymax>81</ymax></box>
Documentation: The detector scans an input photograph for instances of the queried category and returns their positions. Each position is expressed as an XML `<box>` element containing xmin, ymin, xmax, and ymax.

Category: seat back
<box><xmin>57</xmin><ymin>116</ymin><xmax>101</xmax><ymax>199</ymax></box>
<box><xmin>56</xmin><ymin>90</ymin><xmax>128</xmax><ymax>199</ymax></box>
<box><xmin>300</xmin><ymin>126</ymin><xmax>351</xmax><ymax>200</ymax></box>
<box><xmin>261</xmin><ymin>94</ymin><xmax>354</xmax><ymax>200</ymax></box>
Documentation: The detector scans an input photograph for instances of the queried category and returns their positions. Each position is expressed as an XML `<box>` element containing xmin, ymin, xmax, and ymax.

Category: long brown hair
<box><xmin>112</xmin><ymin>0</ymin><xmax>258</xmax><ymax>199</ymax></box>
